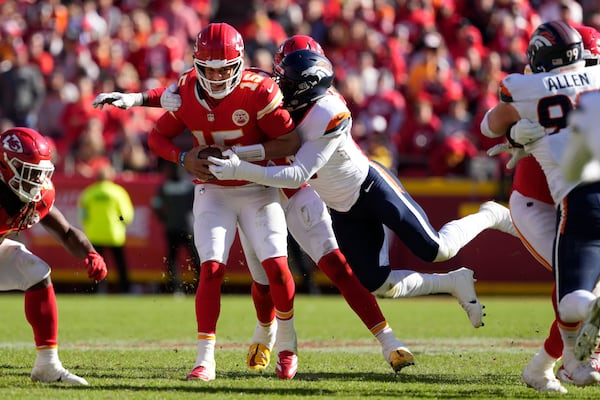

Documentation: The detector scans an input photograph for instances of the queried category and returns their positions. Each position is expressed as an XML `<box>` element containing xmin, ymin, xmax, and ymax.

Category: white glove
<box><xmin>509</xmin><ymin>119</ymin><xmax>546</xmax><ymax>146</ymax></box>
<box><xmin>487</xmin><ymin>142</ymin><xmax>527</xmax><ymax>169</ymax></box>
<box><xmin>160</xmin><ymin>84</ymin><xmax>182</xmax><ymax>112</ymax></box>
<box><xmin>92</xmin><ymin>92</ymin><xmax>143</xmax><ymax>110</ymax></box>
<box><xmin>208</xmin><ymin>150</ymin><xmax>242</xmax><ymax>180</ymax></box>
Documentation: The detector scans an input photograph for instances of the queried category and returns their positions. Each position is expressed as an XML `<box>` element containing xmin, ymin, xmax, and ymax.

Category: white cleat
<box><xmin>522</xmin><ymin>361</ymin><xmax>567</xmax><ymax>393</ymax></box>
<box><xmin>556</xmin><ymin>362</ymin><xmax>600</xmax><ymax>386</ymax></box>
<box><xmin>479</xmin><ymin>201</ymin><xmax>519</xmax><ymax>237</ymax></box>
<box><xmin>576</xmin><ymin>298</ymin><xmax>600</xmax><ymax>362</ymax></box>
<box><xmin>31</xmin><ymin>364</ymin><xmax>89</xmax><ymax>385</ymax></box>
<box><xmin>447</xmin><ymin>267</ymin><xmax>484</xmax><ymax>328</ymax></box>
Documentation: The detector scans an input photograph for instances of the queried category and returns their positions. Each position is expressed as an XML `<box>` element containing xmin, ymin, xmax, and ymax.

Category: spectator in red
<box><xmin>59</xmin><ymin>74</ymin><xmax>107</xmax><ymax>151</ymax></box>
<box><xmin>239</xmin><ymin>2</ymin><xmax>287</xmax><ymax>59</ymax></box>
<box><xmin>429</xmin><ymin>132</ymin><xmax>478</xmax><ymax>177</ymax></box>
<box><xmin>393</xmin><ymin>93</ymin><xmax>442</xmax><ymax>176</ymax></box>
<box><xmin>67</xmin><ymin>117</ymin><xmax>112</xmax><ymax>178</ymax></box>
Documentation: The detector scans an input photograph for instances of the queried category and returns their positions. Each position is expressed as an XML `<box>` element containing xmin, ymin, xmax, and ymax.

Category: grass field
<box><xmin>1</xmin><ymin>293</ymin><xmax>599</xmax><ymax>399</ymax></box>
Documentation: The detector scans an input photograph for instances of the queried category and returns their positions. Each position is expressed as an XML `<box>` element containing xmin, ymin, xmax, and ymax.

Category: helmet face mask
<box><xmin>576</xmin><ymin>25</ymin><xmax>600</xmax><ymax>66</ymax></box>
<box><xmin>527</xmin><ymin>20</ymin><xmax>584</xmax><ymax>73</ymax></box>
<box><xmin>0</xmin><ymin>128</ymin><xmax>54</xmax><ymax>203</ymax></box>
<box><xmin>193</xmin><ymin>23</ymin><xmax>245</xmax><ymax>99</ymax></box>
<box><xmin>274</xmin><ymin>49</ymin><xmax>334</xmax><ymax>112</ymax></box>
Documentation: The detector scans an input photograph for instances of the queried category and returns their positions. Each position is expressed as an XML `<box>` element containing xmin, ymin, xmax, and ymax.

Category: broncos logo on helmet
<box><xmin>275</xmin><ymin>50</ymin><xmax>335</xmax><ymax>112</ymax></box>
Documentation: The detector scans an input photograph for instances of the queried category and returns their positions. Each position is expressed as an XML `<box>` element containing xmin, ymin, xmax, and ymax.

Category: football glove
<box><xmin>487</xmin><ymin>142</ymin><xmax>527</xmax><ymax>169</ymax></box>
<box><xmin>92</xmin><ymin>92</ymin><xmax>143</xmax><ymax>110</ymax></box>
<box><xmin>160</xmin><ymin>84</ymin><xmax>182</xmax><ymax>112</ymax></box>
<box><xmin>85</xmin><ymin>251</ymin><xmax>108</xmax><ymax>282</ymax></box>
<box><xmin>509</xmin><ymin>119</ymin><xmax>546</xmax><ymax>146</ymax></box>
<box><xmin>208</xmin><ymin>150</ymin><xmax>241</xmax><ymax>180</ymax></box>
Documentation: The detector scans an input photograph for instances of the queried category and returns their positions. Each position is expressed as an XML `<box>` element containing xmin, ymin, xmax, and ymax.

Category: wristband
<box><xmin>179</xmin><ymin>151</ymin><xmax>188</xmax><ymax>167</ymax></box>
<box><xmin>232</xmin><ymin>144</ymin><xmax>266</xmax><ymax>161</ymax></box>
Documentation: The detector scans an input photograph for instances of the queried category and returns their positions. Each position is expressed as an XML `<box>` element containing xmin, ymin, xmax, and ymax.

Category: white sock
<box><xmin>435</xmin><ymin>212</ymin><xmax>495</xmax><ymax>261</ymax></box>
<box><xmin>275</xmin><ymin>317</ymin><xmax>297</xmax><ymax>353</ymax></box>
<box><xmin>34</xmin><ymin>348</ymin><xmax>60</xmax><ymax>367</ymax></box>
<box><xmin>528</xmin><ymin>347</ymin><xmax>558</xmax><ymax>371</ymax></box>
<box><xmin>251</xmin><ymin>319</ymin><xmax>277</xmax><ymax>349</ymax></box>
<box><xmin>373</xmin><ymin>270</ymin><xmax>456</xmax><ymax>298</ymax></box>
<box><xmin>194</xmin><ymin>336</ymin><xmax>216</xmax><ymax>368</ymax></box>
<box><xmin>374</xmin><ymin>325</ymin><xmax>402</xmax><ymax>350</ymax></box>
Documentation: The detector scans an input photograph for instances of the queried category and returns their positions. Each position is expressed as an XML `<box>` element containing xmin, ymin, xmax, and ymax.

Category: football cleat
<box><xmin>556</xmin><ymin>362</ymin><xmax>600</xmax><ymax>386</ymax></box>
<box><xmin>521</xmin><ymin>360</ymin><xmax>567</xmax><ymax>393</ymax></box>
<box><xmin>575</xmin><ymin>298</ymin><xmax>600</xmax><ymax>362</ymax></box>
<box><xmin>386</xmin><ymin>347</ymin><xmax>415</xmax><ymax>373</ymax></box>
<box><xmin>479</xmin><ymin>201</ymin><xmax>518</xmax><ymax>237</ymax></box>
<box><xmin>276</xmin><ymin>350</ymin><xmax>298</xmax><ymax>380</ymax></box>
<box><xmin>186</xmin><ymin>364</ymin><xmax>216</xmax><ymax>381</ymax></box>
<box><xmin>247</xmin><ymin>343</ymin><xmax>271</xmax><ymax>370</ymax></box>
<box><xmin>31</xmin><ymin>364</ymin><xmax>89</xmax><ymax>385</ymax></box>
<box><xmin>448</xmin><ymin>267</ymin><xmax>485</xmax><ymax>328</ymax></box>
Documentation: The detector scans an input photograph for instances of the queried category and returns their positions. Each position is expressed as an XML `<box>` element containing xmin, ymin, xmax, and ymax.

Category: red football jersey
<box><xmin>149</xmin><ymin>69</ymin><xmax>294</xmax><ymax>186</ymax></box>
<box><xmin>0</xmin><ymin>183</ymin><xmax>55</xmax><ymax>236</ymax></box>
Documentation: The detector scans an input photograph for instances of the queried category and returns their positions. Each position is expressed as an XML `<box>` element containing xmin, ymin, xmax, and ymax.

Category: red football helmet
<box><xmin>0</xmin><ymin>127</ymin><xmax>54</xmax><ymax>202</ymax></box>
<box><xmin>274</xmin><ymin>35</ymin><xmax>324</xmax><ymax>66</ymax></box>
<box><xmin>193</xmin><ymin>23</ymin><xmax>245</xmax><ymax>99</ymax></box>
<box><xmin>576</xmin><ymin>25</ymin><xmax>600</xmax><ymax>65</ymax></box>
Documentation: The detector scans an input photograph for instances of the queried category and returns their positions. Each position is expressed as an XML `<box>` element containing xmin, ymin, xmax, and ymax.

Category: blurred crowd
<box><xmin>0</xmin><ymin>0</ymin><xmax>598</xmax><ymax>179</ymax></box>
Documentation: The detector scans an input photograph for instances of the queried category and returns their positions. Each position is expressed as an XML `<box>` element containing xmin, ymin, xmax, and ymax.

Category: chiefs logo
<box><xmin>2</xmin><ymin>134</ymin><xmax>23</xmax><ymax>153</ymax></box>
<box><xmin>232</xmin><ymin>109</ymin><xmax>249</xmax><ymax>126</ymax></box>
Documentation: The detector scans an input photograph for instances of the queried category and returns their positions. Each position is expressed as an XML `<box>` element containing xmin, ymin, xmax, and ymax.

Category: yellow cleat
<box><xmin>388</xmin><ymin>348</ymin><xmax>415</xmax><ymax>373</ymax></box>
<box><xmin>247</xmin><ymin>343</ymin><xmax>271</xmax><ymax>370</ymax></box>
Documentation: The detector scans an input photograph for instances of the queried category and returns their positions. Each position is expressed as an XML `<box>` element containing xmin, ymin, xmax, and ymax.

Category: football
<box><xmin>197</xmin><ymin>146</ymin><xmax>223</xmax><ymax>160</ymax></box>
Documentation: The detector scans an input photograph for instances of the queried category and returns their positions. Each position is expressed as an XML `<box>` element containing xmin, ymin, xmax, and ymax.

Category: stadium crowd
<box><xmin>0</xmin><ymin>0</ymin><xmax>599</xmax><ymax>179</ymax></box>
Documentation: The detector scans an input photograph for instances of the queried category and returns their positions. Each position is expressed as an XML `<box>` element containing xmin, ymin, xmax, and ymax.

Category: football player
<box><xmin>482</xmin><ymin>20</ymin><xmax>600</xmax><ymax>392</ymax></box>
<box><xmin>0</xmin><ymin>127</ymin><xmax>107</xmax><ymax>385</ymax></box>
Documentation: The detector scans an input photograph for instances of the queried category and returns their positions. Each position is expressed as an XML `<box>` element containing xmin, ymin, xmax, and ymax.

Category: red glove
<box><xmin>85</xmin><ymin>252</ymin><xmax>108</xmax><ymax>282</ymax></box>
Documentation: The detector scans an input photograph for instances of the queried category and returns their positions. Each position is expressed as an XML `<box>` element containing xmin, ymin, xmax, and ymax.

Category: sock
<box><xmin>193</xmin><ymin>335</ymin><xmax>216</xmax><ymax>368</ymax></box>
<box><xmin>261</xmin><ymin>257</ymin><xmax>294</xmax><ymax>314</ymax></box>
<box><xmin>374</xmin><ymin>323</ymin><xmax>402</xmax><ymax>351</ymax></box>
<box><xmin>317</xmin><ymin>249</ymin><xmax>385</xmax><ymax>329</ymax></box>
<box><xmin>435</xmin><ymin>211</ymin><xmax>495</xmax><ymax>261</ymax></box>
<box><xmin>544</xmin><ymin>320</ymin><xmax>564</xmax><ymax>360</ymax></box>
<box><xmin>275</xmin><ymin>316</ymin><xmax>297</xmax><ymax>353</ymax></box>
<box><xmin>251</xmin><ymin>281</ymin><xmax>275</xmax><ymax>324</ymax></box>
<box><xmin>195</xmin><ymin>260</ymin><xmax>225</xmax><ymax>333</ymax></box>
<box><xmin>25</xmin><ymin>284</ymin><xmax>58</xmax><ymax>349</ymax></box>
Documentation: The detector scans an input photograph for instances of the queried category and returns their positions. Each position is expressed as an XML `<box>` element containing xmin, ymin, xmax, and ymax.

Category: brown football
<box><xmin>197</xmin><ymin>146</ymin><xmax>223</xmax><ymax>160</ymax></box>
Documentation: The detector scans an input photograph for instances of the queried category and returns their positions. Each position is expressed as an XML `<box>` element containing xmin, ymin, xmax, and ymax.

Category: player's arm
<box><xmin>481</xmin><ymin>102</ymin><xmax>520</xmax><ymax>138</ymax></box>
<box><xmin>92</xmin><ymin>85</ymin><xmax>182</xmax><ymax>111</ymax></box>
<box><xmin>40</xmin><ymin>206</ymin><xmax>108</xmax><ymax>281</ymax></box>
<box><xmin>209</xmin><ymin>131</ymin><xmax>343</xmax><ymax>188</ymax></box>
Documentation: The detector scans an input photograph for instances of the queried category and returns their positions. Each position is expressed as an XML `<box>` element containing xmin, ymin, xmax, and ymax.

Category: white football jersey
<box><xmin>502</xmin><ymin>64</ymin><xmax>600</xmax><ymax>204</ymax></box>
<box><xmin>294</xmin><ymin>94</ymin><xmax>370</xmax><ymax>211</ymax></box>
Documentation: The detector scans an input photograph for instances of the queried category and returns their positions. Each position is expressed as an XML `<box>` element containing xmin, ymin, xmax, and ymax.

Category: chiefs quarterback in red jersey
<box><xmin>0</xmin><ymin>127</ymin><xmax>107</xmax><ymax>385</ymax></box>
<box><xmin>147</xmin><ymin>23</ymin><xmax>300</xmax><ymax>381</ymax></box>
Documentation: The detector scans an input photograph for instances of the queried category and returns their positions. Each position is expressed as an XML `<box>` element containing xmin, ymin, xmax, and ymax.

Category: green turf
<box><xmin>0</xmin><ymin>293</ymin><xmax>598</xmax><ymax>399</ymax></box>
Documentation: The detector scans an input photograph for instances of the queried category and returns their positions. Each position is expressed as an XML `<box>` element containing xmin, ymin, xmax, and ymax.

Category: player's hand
<box><xmin>85</xmin><ymin>251</ymin><xmax>108</xmax><ymax>282</ymax></box>
<box><xmin>487</xmin><ymin>142</ymin><xmax>527</xmax><ymax>169</ymax></box>
<box><xmin>208</xmin><ymin>150</ymin><xmax>241</xmax><ymax>180</ymax></box>
<box><xmin>92</xmin><ymin>92</ymin><xmax>142</xmax><ymax>110</ymax></box>
<box><xmin>509</xmin><ymin>119</ymin><xmax>546</xmax><ymax>146</ymax></box>
<box><xmin>160</xmin><ymin>84</ymin><xmax>181</xmax><ymax>112</ymax></box>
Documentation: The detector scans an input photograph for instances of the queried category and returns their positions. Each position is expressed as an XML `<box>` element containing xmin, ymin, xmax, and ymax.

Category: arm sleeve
<box><xmin>234</xmin><ymin>134</ymin><xmax>344</xmax><ymax>188</ymax></box>
<box><xmin>144</xmin><ymin>87</ymin><xmax>167</xmax><ymax>107</ymax></box>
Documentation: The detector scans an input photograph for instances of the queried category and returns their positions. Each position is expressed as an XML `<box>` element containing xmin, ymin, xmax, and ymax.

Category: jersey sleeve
<box><xmin>145</xmin><ymin>87</ymin><xmax>167</xmax><ymax>108</ymax></box>
<box><xmin>254</xmin><ymin>76</ymin><xmax>295</xmax><ymax>138</ymax></box>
